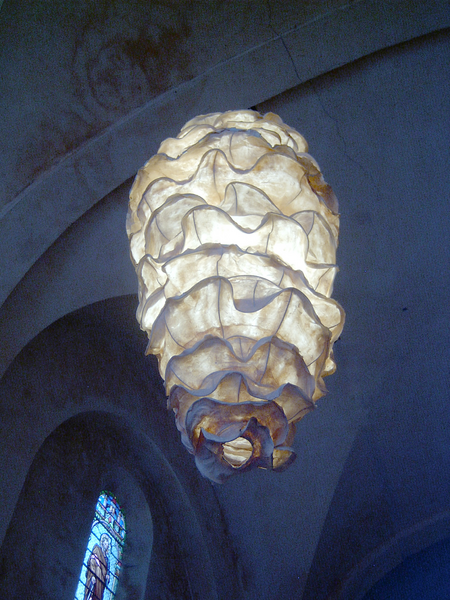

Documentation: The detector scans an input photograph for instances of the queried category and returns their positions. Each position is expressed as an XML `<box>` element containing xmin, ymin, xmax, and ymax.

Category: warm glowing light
<box><xmin>127</xmin><ymin>110</ymin><xmax>345</xmax><ymax>482</ymax></box>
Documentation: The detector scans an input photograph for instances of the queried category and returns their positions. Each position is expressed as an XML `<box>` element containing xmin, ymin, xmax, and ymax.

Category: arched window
<box><xmin>74</xmin><ymin>492</ymin><xmax>126</xmax><ymax>600</ymax></box>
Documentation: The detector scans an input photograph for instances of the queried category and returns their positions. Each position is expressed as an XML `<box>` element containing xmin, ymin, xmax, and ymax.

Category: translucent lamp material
<box><xmin>127</xmin><ymin>110</ymin><xmax>345</xmax><ymax>483</ymax></box>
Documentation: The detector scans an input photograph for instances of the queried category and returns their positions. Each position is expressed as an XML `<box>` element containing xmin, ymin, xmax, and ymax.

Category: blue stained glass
<box><xmin>74</xmin><ymin>492</ymin><xmax>126</xmax><ymax>600</ymax></box>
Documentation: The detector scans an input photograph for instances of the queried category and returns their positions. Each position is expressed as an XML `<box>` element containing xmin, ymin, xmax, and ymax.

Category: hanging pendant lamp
<box><xmin>127</xmin><ymin>110</ymin><xmax>345</xmax><ymax>483</ymax></box>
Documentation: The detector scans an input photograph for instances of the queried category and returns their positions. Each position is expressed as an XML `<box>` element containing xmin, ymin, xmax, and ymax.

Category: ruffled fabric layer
<box><xmin>127</xmin><ymin>110</ymin><xmax>345</xmax><ymax>482</ymax></box>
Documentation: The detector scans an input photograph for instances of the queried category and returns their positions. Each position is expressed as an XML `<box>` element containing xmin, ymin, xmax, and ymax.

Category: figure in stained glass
<box><xmin>74</xmin><ymin>492</ymin><xmax>126</xmax><ymax>600</ymax></box>
<box><xmin>84</xmin><ymin>533</ymin><xmax>111</xmax><ymax>600</ymax></box>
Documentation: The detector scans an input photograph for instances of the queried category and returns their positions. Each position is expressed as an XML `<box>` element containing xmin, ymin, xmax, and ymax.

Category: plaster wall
<box><xmin>219</xmin><ymin>29</ymin><xmax>450</xmax><ymax>599</ymax></box>
<box><xmin>1</xmin><ymin>0</ymin><xmax>448</xmax><ymax>308</ymax></box>
<box><xmin>0</xmin><ymin>300</ymin><xmax>243</xmax><ymax>599</ymax></box>
<box><xmin>1</xmin><ymin>2</ymin><xmax>450</xmax><ymax>599</ymax></box>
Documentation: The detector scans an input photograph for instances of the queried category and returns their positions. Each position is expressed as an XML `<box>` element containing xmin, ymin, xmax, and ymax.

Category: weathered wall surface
<box><xmin>219</xmin><ymin>29</ymin><xmax>450</xmax><ymax>600</ymax></box>
<box><xmin>1</xmin><ymin>1</ymin><xmax>450</xmax><ymax>598</ymax></box>
<box><xmin>1</xmin><ymin>0</ymin><xmax>447</xmax><ymax>308</ymax></box>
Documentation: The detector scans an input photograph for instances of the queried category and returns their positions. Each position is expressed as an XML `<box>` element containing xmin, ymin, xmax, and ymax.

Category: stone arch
<box><xmin>1</xmin><ymin>0</ymin><xmax>446</xmax><ymax>312</ymax></box>
<box><xmin>334</xmin><ymin>512</ymin><xmax>450</xmax><ymax>600</ymax></box>
<box><xmin>0</xmin><ymin>410</ymin><xmax>219</xmax><ymax>600</ymax></box>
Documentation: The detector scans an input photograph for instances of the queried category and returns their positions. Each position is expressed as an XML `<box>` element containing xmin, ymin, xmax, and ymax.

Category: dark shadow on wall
<box><xmin>0</xmin><ymin>296</ymin><xmax>246</xmax><ymax>599</ymax></box>
<box><xmin>363</xmin><ymin>536</ymin><xmax>450</xmax><ymax>600</ymax></box>
<box><xmin>0</xmin><ymin>411</ymin><xmax>217</xmax><ymax>599</ymax></box>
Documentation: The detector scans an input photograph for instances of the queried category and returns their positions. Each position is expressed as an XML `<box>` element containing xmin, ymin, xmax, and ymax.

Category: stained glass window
<box><xmin>74</xmin><ymin>492</ymin><xmax>126</xmax><ymax>600</ymax></box>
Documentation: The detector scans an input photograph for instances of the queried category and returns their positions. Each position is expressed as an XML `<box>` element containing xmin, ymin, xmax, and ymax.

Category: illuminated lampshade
<box><xmin>127</xmin><ymin>110</ymin><xmax>345</xmax><ymax>483</ymax></box>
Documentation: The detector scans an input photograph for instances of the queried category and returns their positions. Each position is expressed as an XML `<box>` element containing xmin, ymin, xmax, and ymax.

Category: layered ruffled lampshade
<box><xmin>127</xmin><ymin>110</ymin><xmax>345</xmax><ymax>482</ymax></box>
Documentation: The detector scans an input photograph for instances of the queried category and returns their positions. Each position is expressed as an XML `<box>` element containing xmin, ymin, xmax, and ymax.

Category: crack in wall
<box><xmin>265</xmin><ymin>0</ymin><xmax>383</xmax><ymax>203</ymax></box>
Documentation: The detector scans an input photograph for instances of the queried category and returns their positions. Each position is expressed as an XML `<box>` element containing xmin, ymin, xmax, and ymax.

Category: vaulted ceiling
<box><xmin>1</xmin><ymin>2</ymin><xmax>449</xmax><ymax>598</ymax></box>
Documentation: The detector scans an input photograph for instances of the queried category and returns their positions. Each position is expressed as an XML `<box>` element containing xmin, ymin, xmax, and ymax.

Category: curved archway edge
<box><xmin>1</xmin><ymin>0</ymin><xmax>448</xmax><ymax>309</ymax></box>
<box><xmin>0</xmin><ymin>410</ymin><xmax>219</xmax><ymax>600</ymax></box>
<box><xmin>334</xmin><ymin>512</ymin><xmax>450</xmax><ymax>600</ymax></box>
